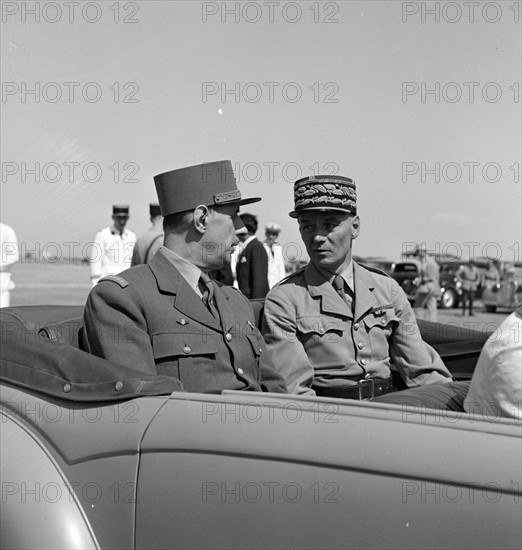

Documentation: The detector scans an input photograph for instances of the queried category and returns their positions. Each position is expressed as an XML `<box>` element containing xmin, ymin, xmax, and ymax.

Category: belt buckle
<box><xmin>357</xmin><ymin>378</ymin><xmax>374</xmax><ymax>400</ymax></box>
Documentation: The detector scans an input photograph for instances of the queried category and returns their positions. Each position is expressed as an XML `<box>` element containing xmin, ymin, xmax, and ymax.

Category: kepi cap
<box><xmin>154</xmin><ymin>160</ymin><xmax>261</xmax><ymax>217</ymax></box>
<box><xmin>289</xmin><ymin>175</ymin><xmax>356</xmax><ymax>218</ymax></box>
<box><xmin>265</xmin><ymin>223</ymin><xmax>281</xmax><ymax>233</ymax></box>
<box><xmin>149</xmin><ymin>203</ymin><xmax>162</xmax><ymax>217</ymax></box>
<box><xmin>113</xmin><ymin>204</ymin><xmax>130</xmax><ymax>216</ymax></box>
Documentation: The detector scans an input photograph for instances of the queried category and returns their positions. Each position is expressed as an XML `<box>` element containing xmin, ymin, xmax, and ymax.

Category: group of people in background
<box><xmin>1</xmin><ymin>159</ymin><xmax>519</xmax><ymax>419</ymax></box>
<box><xmin>412</xmin><ymin>249</ymin><xmax>501</xmax><ymax>322</ymax></box>
<box><xmin>89</xmin><ymin>201</ymin><xmax>289</xmax><ymax>298</ymax></box>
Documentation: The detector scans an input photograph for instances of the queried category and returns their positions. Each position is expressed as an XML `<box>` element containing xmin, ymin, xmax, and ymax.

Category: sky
<box><xmin>1</xmin><ymin>0</ymin><xmax>521</xmax><ymax>265</ymax></box>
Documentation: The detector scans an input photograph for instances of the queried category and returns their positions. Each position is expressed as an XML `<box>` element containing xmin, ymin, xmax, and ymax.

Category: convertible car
<box><xmin>1</xmin><ymin>305</ymin><xmax>521</xmax><ymax>550</ymax></box>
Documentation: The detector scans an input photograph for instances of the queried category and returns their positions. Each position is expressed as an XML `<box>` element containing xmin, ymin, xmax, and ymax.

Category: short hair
<box><xmin>163</xmin><ymin>210</ymin><xmax>193</xmax><ymax>233</ymax></box>
<box><xmin>163</xmin><ymin>206</ymin><xmax>221</xmax><ymax>234</ymax></box>
<box><xmin>240</xmin><ymin>213</ymin><xmax>258</xmax><ymax>234</ymax></box>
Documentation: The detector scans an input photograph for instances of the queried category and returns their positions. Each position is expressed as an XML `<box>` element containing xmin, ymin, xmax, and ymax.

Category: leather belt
<box><xmin>315</xmin><ymin>377</ymin><xmax>394</xmax><ymax>401</ymax></box>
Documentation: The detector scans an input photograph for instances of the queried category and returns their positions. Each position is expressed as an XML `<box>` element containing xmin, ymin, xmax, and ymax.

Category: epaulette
<box><xmin>359</xmin><ymin>263</ymin><xmax>391</xmax><ymax>278</ymax></box>
<box><xmin>276</xmin><ymin>265</ymin><xmax>306</xmax><ymax>286</ymax></box>
<box><xmin>99</xmin><ymin>274</ymin><xmax>129</xmax><ymax>288</ymax></box>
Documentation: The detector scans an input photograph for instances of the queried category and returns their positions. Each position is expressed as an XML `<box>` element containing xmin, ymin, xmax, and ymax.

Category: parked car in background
<box><xmin>391</xmin><ymin>259</ymin><xmax>487</xmax><ymax>309</ymax></box>
<box><xmin>482</xmin><ymin>262</ymin><xmax>522</xmax><ymax>312</ymax></box>
<box><xmin>2</xmin><ymin>305</ymin><xmax>519</xmax><ymax>550</ymax></box>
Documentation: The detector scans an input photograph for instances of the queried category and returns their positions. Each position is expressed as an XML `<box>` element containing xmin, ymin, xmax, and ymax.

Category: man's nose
<box><xmin>312</xmin><ymin>231</ymin><xmax>327</xmax><ymax>241</ymax></box>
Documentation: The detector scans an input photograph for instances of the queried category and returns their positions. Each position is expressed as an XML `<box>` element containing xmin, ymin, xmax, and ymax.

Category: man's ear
<box><xmin>351</xmin><ymin>215</ymin><xmax>360</xmax><ymax>239</ymax></box>
<box><xmin>193</xmin><ymin>205</ymin><xmax>209</xmax><ymax>234</ymax></box>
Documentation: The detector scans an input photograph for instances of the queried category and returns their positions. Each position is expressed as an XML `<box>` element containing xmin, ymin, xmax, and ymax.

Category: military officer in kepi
<box><xmin>262</xmin><ymin>174</ymin><xmax>459</xmax><ymax>404</ymax></box>
<box><xmin>131</xmin><ymin>203</ymin><xmax>164</xmax><ymax>266</ymax></box>
<box><xmin>83</xmin><ymin>160</ymin><xmax>286</xmax><ymax>395</ymax></box>
<box><xmin>89</xmin><ymin>205</ymin><xmax>137</xmax><ymax>286</ymax></box>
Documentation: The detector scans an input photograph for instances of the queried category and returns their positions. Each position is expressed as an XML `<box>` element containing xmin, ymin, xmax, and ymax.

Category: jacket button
<box><xmin>237</xmin><ymin>368</ymin><xmax>244</xmax><ymax>375</ymax></box>
<box><xmin>353</xmin><ymin>323</ymin><xmax>359</xmax><ymax>331</ymax></box>
<box><xmin>183</xmin><ymin>346</ymin><xmax>191</xmax><ymax>354</ymax></box>
<box><xmin>115</xmin><ymin>381</ymin><xmax>123</xmax><ymax>391</ymax></box>
<box><xmin>63</xmin><ymin>383</ymin><xmax>71</xmax><ymax>393</ymax></box>
<box><xmin>358</xmin><ymin>342</ymin><xmax>364</xmax><ymax>349</ymax></box>
<box><xmin>225</xmin><ymin>333</ymin><xmax>232</xmax><ymax>342</ymax></box>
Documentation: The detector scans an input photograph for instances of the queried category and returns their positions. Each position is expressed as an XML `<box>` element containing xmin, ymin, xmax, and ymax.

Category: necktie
<box><xmin>199</xmin><ymin>272</ymin><xmax>221</xmax><ymax>322</ymax></box>
<box><xmin>333</xmin><ymin>275</ymin><xmax>353</xmax><ymax>311</ymax></box>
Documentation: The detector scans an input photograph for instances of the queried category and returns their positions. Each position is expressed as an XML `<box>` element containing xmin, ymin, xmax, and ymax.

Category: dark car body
<box><xmin>1</xmin><ymin>305</ymin><xmax>520</xmax><ymax>550</ymax></box>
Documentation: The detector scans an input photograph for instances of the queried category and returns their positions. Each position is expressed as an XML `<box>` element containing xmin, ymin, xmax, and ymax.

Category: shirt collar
<box><xmin>315</xmin><ymin>260</ymin><xmax>354</xmax><ymax>292</ymax></box>
<box><xmin>110</xmin><ymin>224</ymin><xmax>127</xmax><ymax>236</ymax></box>
<box><xmin>160</xmin><ymin>246</ymin><xmax>203</xmax><ymax>296</ymax></box>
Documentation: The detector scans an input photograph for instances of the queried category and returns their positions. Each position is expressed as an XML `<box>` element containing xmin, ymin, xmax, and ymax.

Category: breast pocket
<box><xmin>151</xmin><ymin>332</ymin><xmax>217</xmax><ymax>373</ymax></box>
<box><xmin>296</xmin><ymin>316</ymin><xmax>344</xmax><ymax>347</ymax></box>
<box><xmin>363</xmin><ymin>309</ymin><xmax>399</xmax><ymax>357</ymax></box>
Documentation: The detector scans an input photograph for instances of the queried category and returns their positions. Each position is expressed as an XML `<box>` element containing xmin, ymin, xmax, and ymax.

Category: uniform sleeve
<box><xmin>262</xmin><ymin>286</ymin><xmax>315</xmax><ymax>395</ymax></box>
<box><xmin>258</xmin><ymin>335</ymin><xmax>288</xmax><ymax>394</ymax></box>
<box><xmin>82</xmin><ymin>280</ymin><xmax>182</xmax><ymax>388</ymax></box>
<box><xmin>464</xmin><ymin>314</ymin><xmax>522</xmax><ymax>419</ymax></box>
<box><xmin>89</xmin><ymin>231</ymin><xmax>105</xmax><ymax>285</ymax></box>
<box><xmin>389</xmin><ymin>280</ymin><xmax>453</xmax><ymax>386</ymax></box>
<box><xmin>232</xmin><ymin>288</ymin><xmax>287</xmax><ymax>393</ymax></box>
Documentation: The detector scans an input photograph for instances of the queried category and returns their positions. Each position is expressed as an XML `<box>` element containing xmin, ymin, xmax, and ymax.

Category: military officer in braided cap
<box><xmin>262</xmin><ymin>175</ymin><xmax>456</xmax><ymax>402</ymax></box>
<box><xmin>83</xmin><ymin>161</ymin><xmax>286</xmax><ymax>394</ymax></box>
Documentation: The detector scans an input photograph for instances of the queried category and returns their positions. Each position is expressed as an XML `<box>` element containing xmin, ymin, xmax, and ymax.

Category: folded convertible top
<box><xmin>1</xmin><ymin>336</ymin><xmax>182</xmax><ymax>402</ymax></box>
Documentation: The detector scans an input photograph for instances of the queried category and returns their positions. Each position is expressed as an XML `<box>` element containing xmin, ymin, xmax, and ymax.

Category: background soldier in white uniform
<box><xmin>263</xmin><ymin>223</ymin><xmax>287</xmax><ymax>289</ymax></box>
<box><xmin>0</xmin><ymin>222</ymin><xmax>18</xmax><ymax>307</ymax></box>
<box><xmin>89</xmin><ymin>205</ymin><xmax>136</xmax><ymax>286</ymax></box>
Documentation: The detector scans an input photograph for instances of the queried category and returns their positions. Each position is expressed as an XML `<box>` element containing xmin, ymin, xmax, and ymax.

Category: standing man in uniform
<box><xmin>263</xmin><ymin>223</ymin><xmax>287</xmax><ymax>289</ymax></box>
<box><xmin>262</xmin><ymin>175</ymin><xmax>453</xmax><ymax>400</ymax></box>
<box><xmin>0</xmin><ymin>222</ymin><xmax>18</xmax><ymax>307</ymax></box>
<box><xmin>83</xmin><ymin>160</ymin><xmax>286</xmax><ymax>394</ymax></box>
<box><xmin>413</xmin><ymin>245</ymin><xmax>441</xmax><ymax>322</ymax></box>
<box><xmin>89</xmin><ymin>205</ymin><xmax>136</xmax><ymax>286</ymax></box>
<box><xmin>483</xmin><ymin>260</ymin><xmax>500</xmax><ymax>290</ymax></box>
<box><xmin>131</xmin><ymin>203</ymin><xmax>163</xmax><ymax>266</ymax></box>
<box><xmin>236</xmin><ymin>213</ymin><xmax>270</xmax><ymax>299</ymax></box>
<box><xmin>456</xmin><ymin>259</ymin><xmax>481</xmax><ymax>316</ymax></box>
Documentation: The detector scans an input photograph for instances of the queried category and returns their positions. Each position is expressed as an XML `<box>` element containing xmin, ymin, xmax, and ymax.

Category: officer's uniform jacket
<box><xmin>131</xmin><ymin>228</ymin><xmax>163</xmax><ymax>266</ymax></box>
<box><xmin>483</xmin><ymin>266</ymin><xmax>500</xmax><ymax>289</ymax></box>
<box><xmin>416</xmin><ymin>256</ymin><xmax>441</xmax><ymax>298</ymax></box>
<box><xmin>262</xmin><ymin>261</ymin><xmax>452</xmax><ymax>395</ymax></box>
<box><xmin>90</xmin><ymin>226</ymin><xmax>136</xmax><ymax>285</ymax></box>
<box><xmin>83</xmin><ymin>247</ymin><xmax>286</xmax><ymax>394</ymax></box>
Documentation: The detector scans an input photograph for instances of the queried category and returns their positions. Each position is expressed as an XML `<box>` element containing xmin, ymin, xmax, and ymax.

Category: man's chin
<box><xmin>312</xmin><ymin>255</ymin><xmax>338</xmax><ymax>269</ymax></box>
